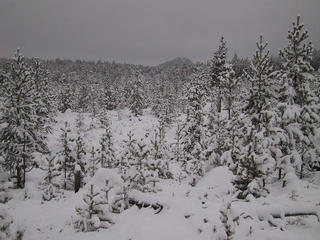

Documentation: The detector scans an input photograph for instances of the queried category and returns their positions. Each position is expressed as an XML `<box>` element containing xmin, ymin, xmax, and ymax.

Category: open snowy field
<box><xmin>2</xmin><ymin>109</ymin><xmax>320</xmax><ymax>240</ymax></box>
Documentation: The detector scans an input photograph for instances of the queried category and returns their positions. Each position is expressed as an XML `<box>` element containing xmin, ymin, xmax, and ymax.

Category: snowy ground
<box><xmin>3</xmin><ymin>109</ymin><xmax>320</xmax><ymax>240</ymax></box>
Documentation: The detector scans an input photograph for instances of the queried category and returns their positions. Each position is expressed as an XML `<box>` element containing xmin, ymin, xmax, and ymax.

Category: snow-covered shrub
<box><xmin>0</xmin><ymin>208</ymin><xmax>24</xmax><ymax>240</ymax></box>
<box><xmin>216</xmin><ymin>201</ymin><xmax>235</xmax><ymax>240</ymax></box>
<box><xmin>0</xmin><ymin>172</ymin><xmax>13</xmax><ymax>203</ymax></box>
<box><xmin>110</xmin><ymin>185</ymin><xmax>129</xmax><ymax>214</ymax></box>
<box><xmin>73</xmin><ymin>184</ymin><xmax>113</xmax><ymax>232</ymax></box>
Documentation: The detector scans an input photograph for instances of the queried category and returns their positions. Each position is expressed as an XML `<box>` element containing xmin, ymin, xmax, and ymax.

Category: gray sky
<box><xmin>0</xmin><ymin>0</ymin><xmax>319</xmax><ymax>65</ymax></box>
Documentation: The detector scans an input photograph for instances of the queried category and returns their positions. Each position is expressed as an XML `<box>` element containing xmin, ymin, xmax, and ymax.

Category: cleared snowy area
<box><xmin>3</xmin><ymin>109</ymin><xmax>320</xmax><ymax>240</ymax></box>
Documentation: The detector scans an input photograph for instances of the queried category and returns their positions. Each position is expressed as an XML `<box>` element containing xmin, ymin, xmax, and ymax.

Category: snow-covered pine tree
<box><xmin>98</xmin><ymin>126</ymin><xmax>116</xmax><ymax>169</ymax></box>
<box><xmin>210</xmin><ymin>36</ymin><xmax>228</xmax><ymax>113</ymax></box>
<box><xmin>41</xmin><ymin>154</ymin><xmax>60</xmax><ymax>201</ymax></box>
<box><xmin>171</xmin><ymin>124</ymin><xmax>185</xmax><ymax>164</ymax></box>
<box><xmin>119</xmin><ymin>131</ymin><xmax>137</xmax><ymax>175</ymax></box>
<box><xmin>74</xmin><ymin>132</ymin><xmax>87</xmax><ymax>176</ymax></box>
<box><xmin>73</xmin><ymin>184</ymin><xmax>112</xmax><ymax>232</ymax></box>
<box><xmin>102</xmin><ymin>82</ymin><xmax>118</xmax><ymax>111</ymax></box>
<box><xmin>278</xmin><ymin>16</ymin><xmax>319</xmax><ymax>181</ymax></box>
<box><xmin>87</xmin><ymin>147</ymin><xmax>97</xmax><ymax>177</ymax></box>
<box><xmin>0</xmin><ymin>49</ymin><xmax>49</xmax><ymax>188</ymax></box>
<box><xmin>181</xmin><ymin>69</ymin><xmax>209</xmax><ymax>185</ymax></box>
<box><xmin>232</xmin><ymin>36</ymin><xmax>282</xmax><ymax>199</ymax></box>
<box><xmin>149</xmin><ymin>121</ymin><xmax>171</xmax><ymax>179</ymax></box>
<box><xmin>280</xmin><ymin>16</ymin><xmax>314</xmax><ymax>106</ymax></box>
<box><xmin>101</xmin><ymin>180</ymin><xmax>113</xmax><ymax>204</ymax></box>
<box><xmin>207</xmin><ymin>102</ymin><xmax>228</xmax><ymax>166</ymax></box>
<box><xmin>31</xmin><ymin>58</ymin><xmax>53</xmax><ymax>134</ymax></box>
<box><xmin>152</xmin><ymin>80</ymin><xmax>175</xmax><ymax>125</ymax></box>
<box><xmin>129</xmin><ymin>140</ymin><xmax>155</xmax><ymax>192</ymax></box>
<box><xmin>76</xmin><ymin>83</ymin><xmax>90</xmax><ymax>113</ymax></box>
<box><xmin>129</xmin><ymin>72</ymin><xmax>145</xmax><ymax>116</ymax></box>
<box><xmin>220</xmin><ymin>63</ymin><xmax>237</xmax><ymax>120</ymax></box>
<box><xmin>56</xmin><ymin>122</ymin><xmax>75</xmax><ymax>190</ymax></box>
<box><xmin>120</xmin><ymin>132</ymin><xmax>159</xmax><ymax>192</ymax></box>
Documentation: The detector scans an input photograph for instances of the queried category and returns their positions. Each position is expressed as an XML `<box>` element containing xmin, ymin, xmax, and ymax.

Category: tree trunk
<box><xmin>217</xmin><ymin>89</ymin><xmax>222</xmax><ymax>113</ymax></box>
<box><xmin>16</xmin><ymin>165</ymin><xmax>21</xmax><ymax>188</ymax></box>
<box><xmin>278</xmin><ymin>168</ymin><xmax>282</xmax><ymax>180</ymax></box>
<box><xmin>300</xmin><ymin>164</ymin><xmax>304</xmax><ymax>179</ymax></box>
<box><xmin>74</xmin><ymin>170</ymin><xmax>81</xmax><ymax>193</ymax></box>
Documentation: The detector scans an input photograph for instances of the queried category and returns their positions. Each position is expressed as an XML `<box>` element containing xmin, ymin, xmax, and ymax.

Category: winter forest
<box><xmin>0</xmin><ymin>15</ymin><xmax>320</xmax><ymax>240</ymax></box>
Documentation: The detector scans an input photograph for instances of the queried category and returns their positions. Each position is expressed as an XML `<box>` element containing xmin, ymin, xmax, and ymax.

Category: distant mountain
<box><xmin>158</xmin><ymin>57</ymin><xmax>194</xmax><ymax>69</ymax></box>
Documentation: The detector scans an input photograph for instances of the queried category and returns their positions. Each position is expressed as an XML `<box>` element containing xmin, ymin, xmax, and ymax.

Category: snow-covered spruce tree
<box><xmin>171</xmin><ymin>124</ymin><xmax>185</xmax><ymax>164</ymax></box>
<box><xmin>101</xmin><ymin>180</ymin><xmax>113</xmax><ymax>204</ymax></box>
<box><xmin>207</xmin><ymin>102</ymin><xmax>228</xmax><ymax>166</ymax></box>
<box><xmin>129</xmin><ymin>72</ymin><xmax>145</xmax><ymax>116</ymax></box>
<box><xmin>210</xmin><ymin>36</ymin><xmax>228</xmax><ymax>113</ymax></box>
<box><xmin>102</xmin><ymin>82</ymin><xmax>118</xmax><ymax>111</ymax></box>
<box><xmin>278</xmin><ymin>16</ymin><xmax>319</xmax><ymax>182</ymax></box>
<box><xmin>31</xmin><ymin>58</ymin><xmax>54</xmax><ymax>134</ymax></box>
<box><xmin>220</xmin><ymin>63</ymin><xmax>237</xmax><ymax>120</ymax></box>
<box><xmin>76</xmin><ymin>83</ymin><xmax>90</xmax><ymax>113</ymax></box>
<box><xmin>58</xmin><ymin>81</ymin><xmax>75</xmax><ymax>113</ymax></box>
<box><xmin>73</xmin><ymin>184</ymin><xmax>112</xmax><ymax>232</ymax></box>
<box><xmin>232</xmin><ymin>36</ymin><xmax>283</xmax><ymax>199</ymax></box>
<box><xmin>120</xmin><ymin>132</ymin><xmax>159</xmax><ymax>192</ymax></box>
<box><xmin>74</xmin><ymin>132</ymin><xmax>87</xmax><ymax>176</ymax></box>
<box><xmin>98</xmin><ymin>125</ymin><xmax>116</xmax><ymax>169</ymax></box>
<box><xmin>280</xmin><ymin>16</ymin><xmax>314</xmax><ymax>106</ymax></box>
<box><xmin>56</xmin><ymin>122</ymin><xmax>75</xmax><ymax>190</ymax></box>
<box><xmin>88</xmin><ymin>147</ymin><xmax>98</xmax><ymax>177</ymax></box>
<box><xmin>181</xmin><ymin>69</ymin><xmax>209</xmax><ymax>185</ymax></box>
<box><xmin>152</xmin><ymin>80</ymin><xmax>175</xmax><ymax>125</ymax></box>
<box><xmin>119</xmin><ymin>131</ymin><xmax>137</xmax><ymax>176</ymax></box>
<box><xmin>41</xmin><ymin>154</ymin><xmax>61</xmax><ymax>201</ymax></box>
<box><xmin>136</xmin><ymin>141</ymin><xmax>160</xmax><ymax>193</ymax></box>
<box><xmin>149</xmin><ymin>121</ymin><xmax>171</xmax><ymax>179</ymax></box>
<box><xmin>0</xmin><ymin>49</ymin><xmax>48</xmax><ymax>188</ymax></box>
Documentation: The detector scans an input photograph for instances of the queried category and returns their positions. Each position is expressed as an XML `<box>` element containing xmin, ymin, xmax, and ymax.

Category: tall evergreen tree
<box><xmin>0</xmin><ymin>49</ymin><xmax>48</xmax><ymax>188</ymax></box>
<box><xmin>129</xmin><ymin>72</ymin><xmax>145</xmax><ymax>116</ymax></box>
<box><xmin>98</xmin><ymin>125</ymin><xmax>116</xmax><ymax>169</ymax></box>
<box><xmin>56</xmin><ymin>122</ymin><xmax>75</xmax><ymax>190</ymax></box>
<box><xmin>231</xmin><ymin>36</ymin><xmax>283</xmax><ymax>198</ymax></box>
<box><xmin>210</xmin><ymin>36</ymin><xmax>228</xmax><ymax>112</ymax></box>
<box><xmin>278</xmin><ymin>16</ymin><xmax>319</xmax><ymax>181</ymax></box>
<box><xmin>181</xmin><ymin>69</ymin><xmax>209</xmax><ymax>185</ymax></box>
<box><xmin>220</xmin><ymin>63</ymin><xmax>237</xmax><ymax>120</ymax></box>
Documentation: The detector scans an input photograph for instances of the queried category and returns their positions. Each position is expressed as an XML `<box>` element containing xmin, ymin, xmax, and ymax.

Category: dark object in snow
<box><xmin>128</xmin><ymin>198</ymin><xmax>163</xmax><ymax>214</ymax></box>
<box><xmin>74</xmin><ymin>170</ymin><xmax>81</xmax><ymax>193</ymax></box>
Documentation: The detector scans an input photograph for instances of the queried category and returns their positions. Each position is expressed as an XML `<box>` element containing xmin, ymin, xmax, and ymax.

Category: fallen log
<box><xmin>271</xmin><ymin>212</ymin><xmax>320</xmax><ymax>222</ymax></box>
<box><xmin>128</xmin><ymin>198</ymin><xmax>163</xmax><ymax>214</ymax></box>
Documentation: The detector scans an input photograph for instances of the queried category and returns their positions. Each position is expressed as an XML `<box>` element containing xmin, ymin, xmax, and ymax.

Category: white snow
<box><xmin>2</xmin><ymin>109</ymin><xmax>320</xmax><ymax>240</ymax></box>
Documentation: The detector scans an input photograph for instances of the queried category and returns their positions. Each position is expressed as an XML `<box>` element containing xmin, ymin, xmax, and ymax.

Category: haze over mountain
<box><xmin>157</xmin><ymin>57</ymin><xmax>194</xmax><ymax>69</ymax></box>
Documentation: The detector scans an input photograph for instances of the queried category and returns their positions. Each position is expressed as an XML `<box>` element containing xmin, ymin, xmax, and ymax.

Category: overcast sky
<box><xmin>0</xmin><ymin>0</ymin><xmax>319</xmax><ymax>65</ymax></box>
